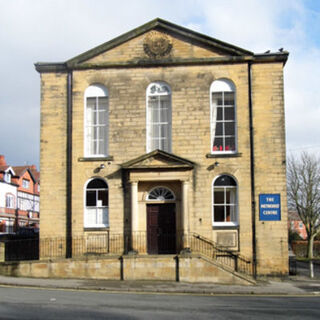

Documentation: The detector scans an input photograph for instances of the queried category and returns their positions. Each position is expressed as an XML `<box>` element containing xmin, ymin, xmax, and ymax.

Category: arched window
<box><xmin>210</xmin><ymin>79</ymin><xmax>236</xmax><ymax>153</ymax></box>
<box><xmin>213</xmin><ymin>175</ymin><xmax>238</xmax><ymax>225</ymax></box>
<box><xmin>84</xmin><ymin>178</ymin><xmax>109</xmax><ymax>228</ymax></box>
<box><xmin>146</xmin><ymin>82</ymin><xmax>172</xmax><ymax>153</ymax></box>
<box><xmin>84</xmin><ymin>84</ymin><xmax>109</xmax><ymax>157</ymax></box>
<box><xmin>147</xmin><ymin>187</ymin><xmax>175</xmax><ymax>201</ymax></box>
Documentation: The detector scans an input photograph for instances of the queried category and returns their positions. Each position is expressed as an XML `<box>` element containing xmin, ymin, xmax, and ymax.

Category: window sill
<box><xmin>206</xmin><ymin>153</ymin><xmax>242</xmax><ymax>158</ymax></box>
<box><xmin>212</xmin><ymin>225</ymin><xmax>239</xmax><ymax>230</ymax></box>
<box><xmin>84</xmin><ymin>227</ymin><xmax>109</xmax><ymax>231</ymax></box>
<box><xmin>78</xmin><ymin>156</ymin><xmax>114</xmax><ymax>162</ymax></box>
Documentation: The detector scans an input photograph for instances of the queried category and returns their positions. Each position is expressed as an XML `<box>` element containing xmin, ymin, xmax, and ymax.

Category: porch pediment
<box><xmin>121</xmin><ymin>149</ymin><xmax>194</xmax><ymax>170</ymax></box>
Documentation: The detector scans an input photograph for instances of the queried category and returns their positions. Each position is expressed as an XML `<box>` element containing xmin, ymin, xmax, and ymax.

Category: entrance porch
<box><xmin>121</xmin><ymin>149</ymin><xmax>195</xmax><ymax>255</ymax></box>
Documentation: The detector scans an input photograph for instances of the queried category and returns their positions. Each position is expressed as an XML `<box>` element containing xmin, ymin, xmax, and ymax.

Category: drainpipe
<box><xmin>248</xmin><ymin>61</ymin><xmax>257</xmax><ymax>279</ymax></box>
<box><xmin>66</xmin><ymin>70</ymin><xmax>73</xmax><ymax>258</ymax></box>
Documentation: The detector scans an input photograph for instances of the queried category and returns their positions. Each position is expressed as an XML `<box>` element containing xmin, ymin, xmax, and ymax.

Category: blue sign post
<box><xmin>259</xmin><ymin>194</ymin><xmax>281</xmax><ymax>221</ymax></box>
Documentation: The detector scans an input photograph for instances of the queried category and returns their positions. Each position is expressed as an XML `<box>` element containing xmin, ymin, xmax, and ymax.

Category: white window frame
<box><xmin>146</xmin><ymin>186</ymin><xmax>176</xmax><ymax>201</ymax></box>
<box><xmin>4</xmin><ymin>172</ymin><xmax>11</xmax><ymax>183</ymax></box>
<box><xmin>5</xmin><ymin>194</ymin><xmax>15</xmax><ymax>209</ymax></box>
<box><xmin>22</xmin><ymin>179</ymin><xmax>30</xmax><ymax>189</ymax></box>
<box><xmin>210</xmin><ymin>79</ymin><xmax>237</xmax><ymax>154</ymax></box>
<box><xmin>212</xmin><ymin>175</ymin><xmax>238</xmax><ymax>226</ymax></box>
<box><xmin>146</xmin><ymin>81</ymin><xmax>172</xmax><ymax>153</ymax></box>
<box><xmin>84</xmin><ymin>84</ymin><xmax>109</xmax><ymax>157</ymax></box>
<box><xmin>84</xmin><ymin>178</ymin><xmax>109</xmax><ymax>228</ymax></box>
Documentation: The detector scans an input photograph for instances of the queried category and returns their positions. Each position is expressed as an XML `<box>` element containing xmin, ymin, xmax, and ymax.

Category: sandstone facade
<box><xmin>35</xmin><ymin>19</ymin><xmax>289</xmax><ymax>277</ymax></box>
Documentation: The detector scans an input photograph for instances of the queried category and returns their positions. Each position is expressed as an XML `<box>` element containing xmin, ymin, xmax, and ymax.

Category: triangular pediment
<box><xmin>121</xmin><ymin>149</ymin><xmax>194</xmax><ymax>170</ymax></box>
<box><xmin>66</xmin><ymin>18</ymin><xmax>253</xmax><ymax>68</ymax></box>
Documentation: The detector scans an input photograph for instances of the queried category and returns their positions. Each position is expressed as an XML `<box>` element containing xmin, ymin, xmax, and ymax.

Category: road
<box><xmin>0</xmin><ymin>286</ymin><xmax>319</xmax><ymax>319</ymax></box>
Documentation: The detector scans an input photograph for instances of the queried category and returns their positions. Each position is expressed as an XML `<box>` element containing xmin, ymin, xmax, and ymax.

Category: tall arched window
<box><xmin>84</xmin><ymin>178</ymin><xmax>109</xmax><ymax>228</ymax></box>
<box><xmin>210</xmin><ymin>79</ymin><xmax>236</xmax><ymax>153</ymax></box>
<box><xmin>146</xmin><ymin>82</ymin><xmax>172</xmax><ymax>153</ymax></box>
<box><xmin>213</xmin><ymin>175</ymin><xmax>238</xmax><ymax>226</ymax></box>
<box><xmin>84</xmin><ymin>84</ymin><xmax>109</xmax><ymax>157</ymax></box>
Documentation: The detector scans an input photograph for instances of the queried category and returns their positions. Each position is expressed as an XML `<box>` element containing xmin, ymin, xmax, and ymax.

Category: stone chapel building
<box><xmin>35</xmin><ymin>18</ymin><xmax>289</xmax><ymax>279</ymax></box>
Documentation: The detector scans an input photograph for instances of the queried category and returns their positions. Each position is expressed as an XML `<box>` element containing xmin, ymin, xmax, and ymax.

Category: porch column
<box><xmin>130</xmin><ymin>181</ymin><xmax>138</xmax><ymax>232</ymax></box>
<box><xmin>130</xmin><ymin>181</ymin><xmax>138</xmax><ymax>252</ymax></box>
<box><xmin>181</xmin><ymin>180</ymin><xmax>190</xmax><ymax>248</ymax></box>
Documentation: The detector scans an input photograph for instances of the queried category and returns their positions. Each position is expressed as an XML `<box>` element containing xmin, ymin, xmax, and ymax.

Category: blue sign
<box><xmin>259</xmin><ymin>194</ymin><xmax>281</xmax><ymax>221</ymax></box>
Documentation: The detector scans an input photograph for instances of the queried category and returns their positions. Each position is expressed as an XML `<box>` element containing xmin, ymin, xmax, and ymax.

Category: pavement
<box><xmin>0</xmin><ymin>275</ymin><xmax>320</xmax><ymax>296</ymax></box>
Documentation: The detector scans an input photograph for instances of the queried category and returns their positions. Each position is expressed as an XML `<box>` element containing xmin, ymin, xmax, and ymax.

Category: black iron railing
<box><xmin>0</xmin><ymin>231</ymin><xmax>253</xmax><ymax>278</ymax></box>
<box><xmin>189</xmin><ymin>233</ymin><xmax>254</xmax><ymax>277</ymax></box>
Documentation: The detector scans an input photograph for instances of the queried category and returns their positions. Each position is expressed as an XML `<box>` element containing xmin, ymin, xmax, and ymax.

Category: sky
<box><xmin>0</xmin><ymin>0</ymin><xmax>319</xmax><ymax>168</ymax></box>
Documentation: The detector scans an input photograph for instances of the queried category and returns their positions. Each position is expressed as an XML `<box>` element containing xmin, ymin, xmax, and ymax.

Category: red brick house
<box><xmin>288</xmin><ymin>210</ymin><xmax>307</xmax><ymax>240</ymax></box>
<box><xmin>0</xmin><ymin>155</ymin><xmax>40</xmax><ymax>233</ymax></box>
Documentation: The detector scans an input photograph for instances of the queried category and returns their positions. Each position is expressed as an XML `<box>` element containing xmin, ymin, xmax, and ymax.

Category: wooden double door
<box><xmin>147</xmin><ymin>203</ymin><xmax>176</xmax><ymax>254</ymax></box>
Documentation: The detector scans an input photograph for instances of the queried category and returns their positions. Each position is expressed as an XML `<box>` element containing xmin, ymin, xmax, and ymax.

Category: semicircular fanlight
<box><xmin>147</xmin><ymin>187</ymin><xmax>175</xmax><ymax>201</ymax></box>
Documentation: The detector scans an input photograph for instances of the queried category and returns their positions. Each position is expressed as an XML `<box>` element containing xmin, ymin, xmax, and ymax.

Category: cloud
<box><xmin>0</xmin><ymin>0</ymin><xmax>319</xmax><ymax>166</ymax></box>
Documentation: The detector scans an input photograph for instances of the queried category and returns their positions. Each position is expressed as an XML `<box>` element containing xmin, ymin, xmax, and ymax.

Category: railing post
<box><xmin>0</xmin><ymin>242</ymin><xmax>5</xmax><ymax>262</ymax></box>
<box><xmin>119</xmin><ymin>256</ymin><xmax>124</xmax><ymax>281</ymax></box>
<box><xmin>107</xmin><ymin>231</ymin><xmax>110</xmax><ymax>254</ymax></box>
<box><xmin>174</xmin><ymin>255</ymin><xmax>180</xmax><ymax>282</ymax></box>
<box><xmin>181</xmin><ymin>180</ymin><xmax>190</xmax><ymax>249</ymax></box>
<box><xmin>234</xmin><ymin>255</ymin><xmax>238</xmax><ymax>272</ymax></box>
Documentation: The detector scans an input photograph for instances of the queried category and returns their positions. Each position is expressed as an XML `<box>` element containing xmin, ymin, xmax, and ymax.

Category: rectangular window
<box><xmin>86</xmin><ymin>96</ymin><xmax>108</xmax><ymax>156</ymax></box>
<box><xmin>213</xmin><ymin>184</ymin><xmax>237</xmax><ymax>225</ymax></box>
<box><xmin>85</xmin><ymin>208</ymin><xmax>109</xmax><ymax>227</ymax></box>
<box><xmin>211</xmin><ymin>92</ymin><xmax>236</xmax><ymax>152</ymax></box>
<box><xmin>147</xmin><ymin>83</ymin><xmax>171</xmax><ymax>153</ymax></box>
<box><xmin>6</xmin><ymin>195</ymin><xmax>14</xmax><ymax>208</ymax></box>
<box><xmin>22</xmin><ymin>179</ymin><xmax>30</xmax><ymax>189</ymax></box>
<box><xmin>4</xmin><ymin>172</ymin><xmax>11</xmax><ymax>183</ymax></box>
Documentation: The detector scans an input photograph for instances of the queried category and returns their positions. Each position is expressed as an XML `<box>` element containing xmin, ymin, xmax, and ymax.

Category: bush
<box><xmin>289</xmin><ymin>230</ymin><xmax>302</xmax><ymax>243</ymax></box>
<box><xmin>291</xmin><ymin>241</ymin><xmax>320</xmax><ymax>258</ymax></box>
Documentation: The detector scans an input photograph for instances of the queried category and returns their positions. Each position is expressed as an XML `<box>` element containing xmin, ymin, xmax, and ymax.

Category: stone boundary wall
<box><xmin>0</xmin><ymin>254</ymin><xmax>249</xmax><ymax>285</ymax></box>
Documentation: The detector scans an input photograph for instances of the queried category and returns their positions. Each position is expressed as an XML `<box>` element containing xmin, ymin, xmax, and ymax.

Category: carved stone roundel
<box><xmin>143</xmin><ymin>31</ymin><xmax>172</xmax><ymax>58</ymax></box>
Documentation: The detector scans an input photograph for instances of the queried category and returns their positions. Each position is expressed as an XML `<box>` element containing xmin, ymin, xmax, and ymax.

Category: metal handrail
<box><xmin>189</xmin><ymin>232</ymin><xmax>253</xmax><ymax>276</ymax></box>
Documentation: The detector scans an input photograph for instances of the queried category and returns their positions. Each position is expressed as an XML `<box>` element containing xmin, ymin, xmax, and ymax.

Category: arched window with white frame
<box><xmin>84</xmin><ymin>178</ymin><xmax>109</xmax><ymax>228</ymax></box>
<box><xmin>212</xmin><ymin>175</ymin><xmax>238</xmax><ymax>226</ymax></box>
<box><xmin>210</xmin><ymin>79</ymin><xmax>237</xmax><ymax>153</ymax></box>
<box><xmin>84</xmin><ymin>84</ymin><xmax>109</xmax><ymax>157</ymax></box>
<box><xmin>146</xmin><ymin>82</ymin><xmax>172</xmax><ymax>153</ymax></box>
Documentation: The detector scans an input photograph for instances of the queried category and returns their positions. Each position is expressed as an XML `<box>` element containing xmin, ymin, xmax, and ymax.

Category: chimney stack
<box><xmin>0</xmin><ymin>155</ymin><xmax>6</xmax><ymax>166</ymax></box>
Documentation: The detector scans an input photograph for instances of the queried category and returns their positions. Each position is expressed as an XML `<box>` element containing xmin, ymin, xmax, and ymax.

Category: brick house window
<box><xmin>146</xmin><ymin>82</ymin><xmax>172</xmax><ymax>153</ymax></box>
<box><xmin>84</xmin><ymin>84</ymin><xmax>109</xmax><ymax>157</ymax></box>
<box><xmin>4</xmin><ymin>172</ymin><xmax>11</xmax><ymax>183</ymax></box>
<box><xmin>22</xmin><ymin>179</ymin><xmax>30</xmax><ymax>189</ymax></box>
<box><xmin>5</xmin><ymin>194</ymin><xmax>14</xmax><ymax>208</ymax></box>
<box><xmin>84</xmin><ymin>178</ymin><xmax>109</xmax><ymax>228</ymax></box>
<box><xmin>213</xmin><ymin>175</ymin><xmax>238</xmax><ymax>226</ymax></box>
<box><xmin>211</xmin><ymin>79</ymin><xmax>237</xmax><ymax>153</ymax></box>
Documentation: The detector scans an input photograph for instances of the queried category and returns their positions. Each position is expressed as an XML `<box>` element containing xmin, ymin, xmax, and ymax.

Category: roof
<box><xmin>12</xmin><ymin>166</ymin><xmax>40</xmax><ymax>183</ymax></box>
<box><xmin>288</xmin><ymin>211</ymin><xmax>301</xmax><ymax>221</ymax></box>
<box><xmin>30</xmin><ymin>170</ymin><xmax>40</xmax><ymax>182</ymax></box>
<box><xmin>35</xmin><ymin>18</ymin><xmax>288</xmax><ymax>73</ymax></box>
<box><xmin>0</xmin><ymin>165</ymin><xmax>9</xmax><ymax>172</ymax></box>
